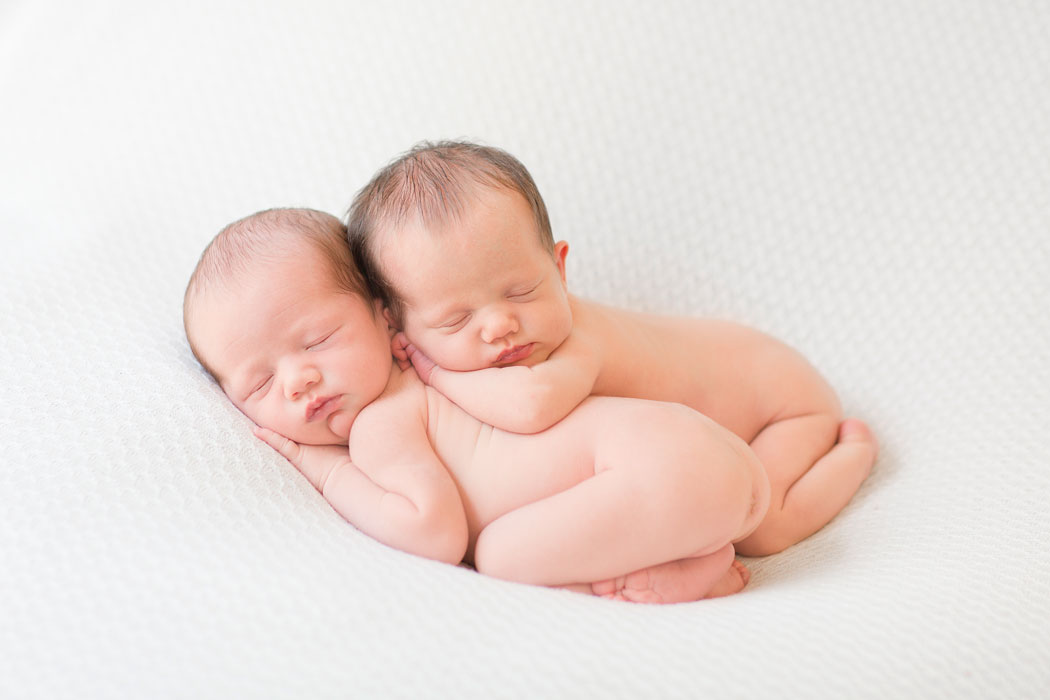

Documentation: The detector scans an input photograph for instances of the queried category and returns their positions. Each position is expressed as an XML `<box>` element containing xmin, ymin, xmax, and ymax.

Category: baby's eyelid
<box><xmin>307</xmin><ymin>330</ymin><xmax>336</xmax><ymax>349</ymax></box>
<box><xmin>247</xmin><ymin>375</ymin><xmax>273</xmax><ymax>399</ymax></box>
<box><xmin>441</xmin><ymin>313</ymin><xmax>471</xmax><ymax>329</ymax></box>
<box><xmin>509</xmin><ymin>285</ymin><xmax>539</xmax><ymax>298</ymax></box>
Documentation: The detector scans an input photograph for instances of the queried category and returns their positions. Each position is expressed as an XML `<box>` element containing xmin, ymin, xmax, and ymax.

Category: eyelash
<box><xmin>437</xmin><ymin>287</ymin><xmax>537</xmax><ymax>331</ymax></box>
<box><xmin>248</xmin><ymin>375</ymin><xmax>273</xmax><ymax>399</ymax></box>
<box><xmin>244</xmin><ymin>328</ymin><xmax>334</xmax><ymax>399</ymax></box>
<box><xmin>442</xmin><ymin>315</ymin><xmax>471</xmax><ymax>331</ymax></box>
<box><xmin>509</xmin><ymin>285</ymin><xmax>539</xmax><ymax>299</ymax></box>
<box><xmin>307</xmin><ymin>330</ymin><xmax>335</xmax><ymax>349</ymax></box>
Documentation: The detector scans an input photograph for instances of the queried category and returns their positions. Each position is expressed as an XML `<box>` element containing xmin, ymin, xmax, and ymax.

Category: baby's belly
<box><xmin>424</xmin><ymin>389</ymin><xmax>597</xmax><ymax>537</ymax></box>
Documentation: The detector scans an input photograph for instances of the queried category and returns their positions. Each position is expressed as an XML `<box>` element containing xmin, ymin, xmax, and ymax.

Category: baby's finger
<box><xmin>253</xmin><ymin>426</ymin><xmax>303</xmax><ymax>467</ymax></box>
<box><xmin>406</xmin><ymin>347</ymin><xmax>437</xmax><ymax>384</ymax></box>
<box><xmin>391</xmin><ymin>332</ymin><xmax>411</xmax><ymax>361</ymax></box>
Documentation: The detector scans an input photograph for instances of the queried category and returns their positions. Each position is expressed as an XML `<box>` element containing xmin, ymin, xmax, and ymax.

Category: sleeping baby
<box><xmin>183</xmin><ymin>208</ymin><xmax>770</xmax><ymax>603</ymax></box>
<box><xmin>347</xmin><ymin>140</ymin><xmax>878</xmax><ymax>557</ymax></box>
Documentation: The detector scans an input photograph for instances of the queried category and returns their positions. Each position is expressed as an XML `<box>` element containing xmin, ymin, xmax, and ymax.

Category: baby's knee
<box><xmin>673</xmin><ymin>429</ymin><xmax>770</xmax><ymax>544</ymax></box>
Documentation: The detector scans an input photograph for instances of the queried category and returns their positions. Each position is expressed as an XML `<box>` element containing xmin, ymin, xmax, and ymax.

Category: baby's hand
<box><xmin>393</xmin><ymin>333</ymin><xmax>438</xmax><ymax>384</ymax></box>
<box><xmin>391</xmin><ymin>332</ymin><xmax>412</xmax><ymax>371</ymax></box>
<box><xmin>254</xmin><ymin>426</ymin><xmax>349</xmax><ymax>493</ymax></box>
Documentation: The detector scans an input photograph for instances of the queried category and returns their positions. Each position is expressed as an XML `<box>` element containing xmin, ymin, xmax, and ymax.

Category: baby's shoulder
<box><xmin>351</xmin><ymin>371</ymin><xmax>429</xmax><ymax>436</ymax></box>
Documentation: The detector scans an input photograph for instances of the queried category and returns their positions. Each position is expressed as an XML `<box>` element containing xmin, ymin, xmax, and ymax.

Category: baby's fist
<box><xmin>405</xmin><ymin>342</ymin><xmax>437</xmax><ymax>384</ymax></box>
<box><xmin>391</xmin><ymin>333</ymin><xmax>438</xmax><ymax>383</ymax></box>
<box><xmin>391</xmin><ymin>332</ymin><xmax>413</xmax><ymax>370</ymax></box>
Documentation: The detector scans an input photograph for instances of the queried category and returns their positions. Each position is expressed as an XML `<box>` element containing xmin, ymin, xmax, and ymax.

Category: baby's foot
<box><xmin>592</xmin><ymin>546</ymin><xmax>742</xmax><ymax>604</ymax></box>
<box><xmin>702</xmin><ymin>560</ymin><xmax>751</xmax><ymax>598</ymax></box>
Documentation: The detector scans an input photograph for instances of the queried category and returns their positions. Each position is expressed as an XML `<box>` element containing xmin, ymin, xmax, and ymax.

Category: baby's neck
<box><xmin>378</xmin><ymin>360</ymin><xmax>414</xmax><ymax>397</ymax></box>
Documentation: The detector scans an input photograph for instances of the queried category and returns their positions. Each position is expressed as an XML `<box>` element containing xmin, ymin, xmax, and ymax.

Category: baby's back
<box><xmin>574</xmin><ymin>296</ymin><xmax>840</xmax><ymax>442</ymax></box>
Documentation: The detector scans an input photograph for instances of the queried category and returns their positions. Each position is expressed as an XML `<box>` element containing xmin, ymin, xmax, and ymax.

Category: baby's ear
<box><xmin>554</xmin><ymin>240</ymin><xmax>569</xmax><ymax>285</ymax></box>
<box><xmin>381</xmin><ymin>305</ymin><xmax>400</xmax><ymax>333</ymax></box>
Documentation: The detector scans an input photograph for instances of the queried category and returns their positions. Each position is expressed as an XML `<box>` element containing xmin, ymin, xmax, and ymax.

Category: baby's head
<box><xmin>348</xmin><ymin>141</ymin><xmax>573</xmax><ymax>371</ymax></box>
<box><xmin>184</xmin><ymin>208</ymin><xmax>393</xmax><ymax>445</ymax></box>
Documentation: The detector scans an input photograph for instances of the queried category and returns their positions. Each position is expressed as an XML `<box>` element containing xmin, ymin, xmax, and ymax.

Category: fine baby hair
<box><xmin>347</xmin><ymin>140</ymin><xmax>554</xmax><ymax>322</ymax></box>
<box><xmin>184</xmin><ymin>207</ymin><xmax>368</xmax><ymax>378</ymax></box>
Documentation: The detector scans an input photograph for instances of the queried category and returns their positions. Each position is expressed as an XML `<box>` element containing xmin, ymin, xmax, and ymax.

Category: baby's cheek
<box><xmin>426</xmin><ymin>333</ymin><xmax>483</xmax><ymax>371</ymax></box>
<box><xmin>233</xmin><ymin>400</ymin><xmax>267</xmax><ymax>431</ymax></box>
<box><xmin>545</xmin><ymin>308</ymin><xmax>573</xmax><ymax>349</ymax></box>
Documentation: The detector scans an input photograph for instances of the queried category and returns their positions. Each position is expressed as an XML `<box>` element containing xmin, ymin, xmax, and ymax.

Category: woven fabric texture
<box><xmin>2</xmin><ymin>1</ymin><xmax>1048</xmax><ymax>698</ymax></box>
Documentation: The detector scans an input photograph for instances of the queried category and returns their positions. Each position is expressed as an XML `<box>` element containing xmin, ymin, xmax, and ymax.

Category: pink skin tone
<box><xmin>188</xmin><ymin>241</ymin><xmax>771</xmax><ymax>603</ymax></box>
<box><xmin>378</xmin><ymin>183</ymin><xmax>878</xmax><ymax>557</ymax></box>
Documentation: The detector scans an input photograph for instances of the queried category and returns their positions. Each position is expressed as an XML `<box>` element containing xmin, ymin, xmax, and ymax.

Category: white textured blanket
<box><xmin>2</xmin><ymin>1</ymin><xmax>1048</xmax><ymax>697</ymax></box>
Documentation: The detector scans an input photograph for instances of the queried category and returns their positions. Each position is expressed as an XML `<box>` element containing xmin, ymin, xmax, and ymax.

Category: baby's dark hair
<box><xmin>183</xmin><ymin>207</ymin><xmax>368</xmax><ymax>378</ymax></box>
<box><xmin>346</xmin><ymin>140</ymin><xmax>553</xmax><ymax>323</ymax></box>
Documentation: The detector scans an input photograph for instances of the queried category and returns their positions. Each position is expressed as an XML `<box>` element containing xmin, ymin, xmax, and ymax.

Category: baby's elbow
<box><xmin>417</xmin><ymin>506</ymin><xmax>469</xmax><ymax>565</ymax></box>
<box><xmin>424</xmin><ymin>530</ymin><xmax>469</xmax><ymax>565</ymax></box>
<box><xmin>509</xmin><ymin>384</ymin><xmax>568</xmax><ymax>434</ymax></box>
<box><xmin>507</xmin><ymin>409</ymin><xmax>558</xmax><ymax>435</ymax></box>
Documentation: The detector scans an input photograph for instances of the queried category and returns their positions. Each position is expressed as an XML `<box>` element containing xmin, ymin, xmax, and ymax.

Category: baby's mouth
<box><xmin>305</xmin><ymin>395</ymin><xmax>339</xmax><ymax>422</ymax></box>
<box><xmin>495</xmin><ymin>343</ymin><xmax>535</xmax><ymax>365</ymax></box>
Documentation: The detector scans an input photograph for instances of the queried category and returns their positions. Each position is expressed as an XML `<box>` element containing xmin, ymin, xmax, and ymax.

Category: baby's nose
<box><xmin>285</xmin><ymin>365</ymin><xmax>321</xmax><ymax>400</ymax></box>
<box><xmin>480</xmin><ymin>310</ymin><xmax>518</xmax><ymax>343</ymax></box>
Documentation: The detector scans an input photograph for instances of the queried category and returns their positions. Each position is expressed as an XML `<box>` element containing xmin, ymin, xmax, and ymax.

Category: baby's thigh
<box><xmin>593</xmin><ymin>400</ymin><xmax>766</xmax><ymax>530</ymax></box>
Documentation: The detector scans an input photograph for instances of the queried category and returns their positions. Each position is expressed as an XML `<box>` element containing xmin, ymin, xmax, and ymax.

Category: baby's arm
<box><xmin>398</xmin><ymin>330</ymin><xmax>601</xmax><ymax>434</ymax></box>
<box><xmin>256</xmin><ymin>411</ymin><xmax>468</xmax><ymax>565</ymax></box>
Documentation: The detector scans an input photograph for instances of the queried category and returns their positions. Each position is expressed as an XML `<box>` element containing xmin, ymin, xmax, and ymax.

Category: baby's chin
<box><xmin>327</xmin><ymin>411</ymin><xmax>353</xmax><ymax>445</ymax></box>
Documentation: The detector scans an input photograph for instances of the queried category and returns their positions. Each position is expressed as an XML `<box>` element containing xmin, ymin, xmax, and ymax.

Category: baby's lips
<box><xmin>495</xmin><ymin>342</ymin><xmax>535</xmax><ymax>365</ymax></box>
<box><xmin>305</xmin><ymin>395</ymin><xmax>336</xmax><ymax>422</ymax></box>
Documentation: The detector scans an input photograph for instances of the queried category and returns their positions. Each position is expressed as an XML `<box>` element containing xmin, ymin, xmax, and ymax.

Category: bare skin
<box><xmin>257</xmin><ymin>363</ymin><xmax>769</xmax><ymax>596</ymax></box>
<box><xmin>187</xmin><ymin>235</ymin><xmax>770</xmax><ymax>603</ymax></box>
<box><xmin>378</xmin><ymin>183</ymin><xmax>878</xmax><ymax>557</ymax></box>
<box><xmin>590</xmin><ymin>544</ymin><xmax>748</xmax><ymax>603</ymax></box>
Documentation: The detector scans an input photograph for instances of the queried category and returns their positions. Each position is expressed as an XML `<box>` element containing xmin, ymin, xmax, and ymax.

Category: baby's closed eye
<box><xmin>306</xmin><ymin>329</ymin><xmax>337</xmax><ymax>349</ymax></box>
<box><xmin>507</xmin><ymin>284</ymin><xmax>539</xmax><ymax>300</ymax></box>
<box><xmin>438</xmin><ymin>314</ymin><xmax>471</xmax><ymax>332</ymax></box>
<box><xmin>247</xmin><ymin>375</ymin><xmax>273</xmax><ymax>399</ymax></box>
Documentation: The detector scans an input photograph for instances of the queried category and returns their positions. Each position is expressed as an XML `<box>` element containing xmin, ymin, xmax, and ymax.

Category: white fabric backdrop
<box><xmin>2</xmin><ymin>1</ymin><xmax>1048</xmax><ymax>697</ymax></box>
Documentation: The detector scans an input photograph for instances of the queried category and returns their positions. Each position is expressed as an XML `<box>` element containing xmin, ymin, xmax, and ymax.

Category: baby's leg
<box><xmin>589</xmin><ymin>544</ymin><xmax>750</xmax><ymax>603</ymax></box>
<box><xmin>473</xmin><ymin>409</ymin><xmax>767</xmax><ymax>586</ymax></box>
<box><xmin>735</xmin><ymin>417</ymin><xmax>877</xmax><ymax>556</ymax></box>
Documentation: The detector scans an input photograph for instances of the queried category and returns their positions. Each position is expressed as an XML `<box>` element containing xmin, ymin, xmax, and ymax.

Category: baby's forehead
<box><xmin>190</xmin><ymin>274</ymin><xmax>346</xmax><ymax>384</ymax></box>
<box><xmin>382</xmin><ymin>185</ymin><xmax>534</xmax><ymax>243</ymax></box>
<box><xmin>188</xmin><ymin>258</ymin><xmax>297</xmax><ymax>339</ymax></box>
